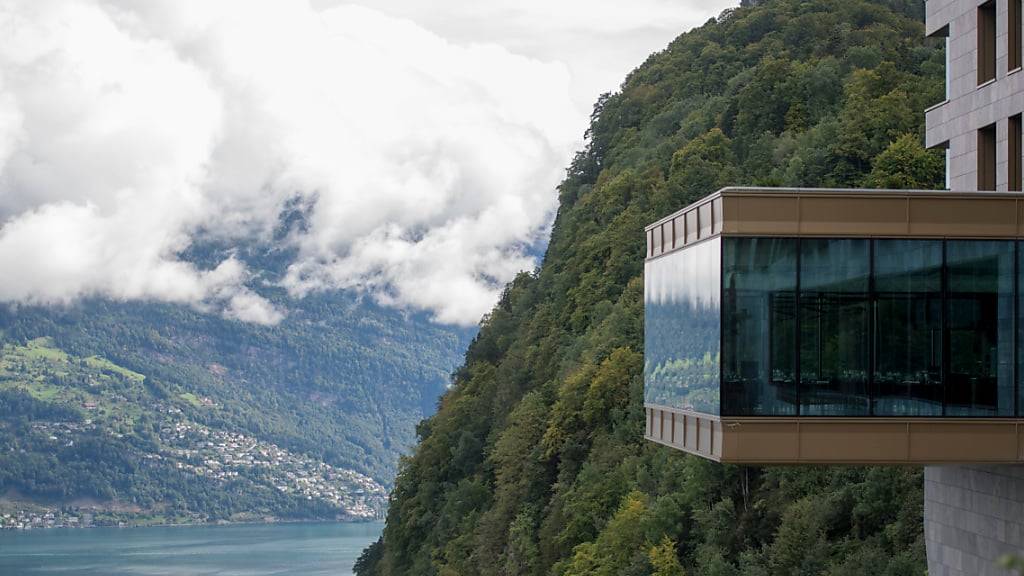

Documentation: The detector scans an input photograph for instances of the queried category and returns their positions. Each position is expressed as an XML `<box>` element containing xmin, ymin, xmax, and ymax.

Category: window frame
<box><xmin>979</xmin><ymin>0</ymin><xmax>998</xmax><ymax>85</ymax></box>
<box><xmin>979</xmin><ymin>122</ymin><xmax>997</xmax><ymax>191</ymax></box>
<box><xmin>718</xmin><ymin>236</ymin><xmax>1021</xmax><ymax>418</ymax></box>
<box><xmin>1011</xmin><ymin>0</ymin><xmax>1022</xmax><ymax>72</ymax></box>
<box><xmin>1011</xmin><ymin>114</ymin><xmax>1022</xmax><ymax>192</ymax></box>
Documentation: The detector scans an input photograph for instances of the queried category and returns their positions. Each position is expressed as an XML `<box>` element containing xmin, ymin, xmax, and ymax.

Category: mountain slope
<box><xmin>0</xmin><ymin>285</ymin><xmax>473</xmax><ymax>524</ymax></box>
<box><xmin>357</xmin><ymin>1</ymin><xmax>943</xmax><ymax>574</ymax></box>
<box><xmin>0</xmin><ymin>337</ymin><xmax>387</xmax><ymax>526</ymax></box>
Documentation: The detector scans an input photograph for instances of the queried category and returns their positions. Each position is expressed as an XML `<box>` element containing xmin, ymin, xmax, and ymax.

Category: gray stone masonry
<box><xmin>924</xmin><ymin>3</ymin><xmax>1024</xmax><ymax>575</ymax></box>
<box><xmin>926</xmin><ymin>0</ymin><xmax>1024</xmax><ymax>191</ymax></box>
<box><xmin>925</xmin><ymin>466</ymin><xmax>1024</xmax><ymax>576</ymax></box>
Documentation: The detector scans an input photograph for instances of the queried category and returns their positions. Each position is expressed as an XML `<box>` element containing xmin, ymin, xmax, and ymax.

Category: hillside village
<box><xmin>1</xmin><ymin>418</ymin><xmax>386</xmax><ymax>530</ymax></box>
<box><xmin>0</xmin><ymin>338</ymin><xmax>387</xmax><ymax>529</ymax></box>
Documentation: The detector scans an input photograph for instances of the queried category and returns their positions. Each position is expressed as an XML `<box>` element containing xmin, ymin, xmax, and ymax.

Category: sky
<box><xmin>0</xmin><ymin>0</ymin><xmax>735</xmax><ymax>326</ymax></box>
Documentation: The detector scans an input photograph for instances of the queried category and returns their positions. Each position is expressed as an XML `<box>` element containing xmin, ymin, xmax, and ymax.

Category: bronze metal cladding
<box><xmin>643</xmin><ymin>405</ymin><xmax>1024</xmax><ymax>464</ymax></box>
<box><xmin>644</xmin><ymin>187</ymin><xmax>1024</xmax><ymax>261</ymax></box>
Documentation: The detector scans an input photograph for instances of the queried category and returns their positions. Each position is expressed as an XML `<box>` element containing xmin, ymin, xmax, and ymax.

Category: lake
<box><xmin>0</xmin><ymin>521</ymin><xmax>383</xmax><ymax>575</ymax></box>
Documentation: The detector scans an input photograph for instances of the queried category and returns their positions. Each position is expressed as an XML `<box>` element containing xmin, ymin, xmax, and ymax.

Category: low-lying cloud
<box><xmin>0</xmin><ymin>0</ymin><xmax>734</xmax><ymax>326</ymax></box>
<box><xmin>0</xmin><ymin>0</ymin><xmax>583</xmax><ymax>325</ymax></box>
<box><xmin>333</xmin><ymin>0</ymin><xmax>737</xmax><ymax>109</ymax></box>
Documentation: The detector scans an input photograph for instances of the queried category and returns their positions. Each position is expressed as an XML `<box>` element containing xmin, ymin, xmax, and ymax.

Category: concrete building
<box><xmin>926</xmin><ymin>3</ymin><xmax>1024</xmax><ymax>573</ymax></box>
<box><xmin>643</xmin><ymin>2</ymin><xmax>1024</xmax><ymax>574</ymax></box>
<box><xmin>926</xmin><ymin>0</ymin><xmax>1024</xmax><ymax>192</ymax></box>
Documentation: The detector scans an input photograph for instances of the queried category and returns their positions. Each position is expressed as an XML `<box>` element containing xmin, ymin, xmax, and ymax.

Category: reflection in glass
<box><xmin>873</xmin><ymin>240</ymin><xmax>943</xmax><ymax>416</ymax></box>
<box><xmin>644</xmin><ymin>239</ymin><xmax>721</xmax><ymax>414</ymax></box>
<box><xmin>721</xmin><ymin>238</ymin><xmax>798</xmax><ymax>415</ymax></box>
<box><xmin>645</xmin><ymin>235</ymin><xmax>1022</xmax><ymax>418</ymax></box>
<box><xmin>946</xmin><ymin>241</ymin><xmax>1014</xmax><ymax>416</ymax></box>
<box><xmin>799</xmin><ymin>239</ymin><xmax>870</xmax><ymax>415</ymax></box>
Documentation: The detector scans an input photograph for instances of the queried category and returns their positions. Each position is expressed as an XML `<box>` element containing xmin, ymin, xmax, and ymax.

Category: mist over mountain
<box><xmin>0</xmin><ymin>0</ymin><xmax>741</xmax><ymax>531</ymax></box>
<box><xmin>0</xmin><ymin>209</ymin><xmax>479</xmax><ymax>521</ymax></box>
<box><xmin>0</xmin><ymin>278</ymin><xmax>474</xmax><ymax>524</ymax></box>
<box><xmin>0</xmin><ymin>0</ymin><xmax>584</xmax><ymax>327</ymax></box>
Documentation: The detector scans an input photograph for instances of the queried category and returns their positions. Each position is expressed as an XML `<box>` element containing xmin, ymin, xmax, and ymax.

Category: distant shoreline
<box><xmin>0</xmin><ymin>514</ymin><xmax>385</xmax><ymax>533</ymax></box>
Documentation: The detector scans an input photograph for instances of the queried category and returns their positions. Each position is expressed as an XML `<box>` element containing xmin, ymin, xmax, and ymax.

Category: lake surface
<box><xmin>0</xmin><ymin>521</ymin><xmax>383</xmax><ymax>575</ymax></box>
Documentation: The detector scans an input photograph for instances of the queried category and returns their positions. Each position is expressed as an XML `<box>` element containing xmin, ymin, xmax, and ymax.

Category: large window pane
<box><xmin>722</xmin><ymin>238</ymin><xmax>797</xmax><ymax>416</ymax></box>
<box><xmin>1020</xmin><ymin>241</ymin><xmax>1024</xmax><ymax>418</ymax></box>
<box><xmin>800</xmin><ymin>239</ymin><xmax>870</xmax><ymax>415</ymax></box>
<box><xmin>947</xmin><ymin>241</ymin><xmax>1014</xmax><ymax>416</ymax></box>
<box><xmin>644</xmin><ymin>239</ymin><xmax>721</xmax><ymax>414</ymax></box>
<box><xmin>873</xmin><ymin>240</ymin><xmax>943</xmax><ymax>416</ymax></box>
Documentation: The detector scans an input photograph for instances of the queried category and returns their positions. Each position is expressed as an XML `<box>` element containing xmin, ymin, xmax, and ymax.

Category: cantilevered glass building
<box><xmin>644</xmin><ymin>187</ymin><xmax>1024</xmax><ymax>464</ymax></box>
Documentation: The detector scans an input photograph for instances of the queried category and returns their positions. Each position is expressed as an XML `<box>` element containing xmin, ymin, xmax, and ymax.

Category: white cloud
<box><xmin>322</xmin><ymin>0</ymin><xmax>737</xmax><ymax>109</ymax></box>
<box><xmin>0</xmin><ymin>0</ymin><xmax>730</xmax><ymax>326</ymax></box>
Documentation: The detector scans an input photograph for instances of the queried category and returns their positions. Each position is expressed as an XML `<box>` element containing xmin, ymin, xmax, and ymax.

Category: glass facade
<box><xmin>1020</xmin><ymin>245</ymin><xmax>1024</xmax><ymax>416</ymax></box>
<box><xmin>799</xmin><ymin>239</ymin><xmax>871</xmax><ymax>415</ymax></box>
<box><xmin>945</xmin><ymin>241</ymin><xmax>1014</xmax><ymax>416</ymax></box>
<box><xmin>647</xmin><ymin>235</ymin><xmax>1024</xmax><ymax>418</ymax></box>
<box><xmin>873</xmin><ymin>240</ymin><xmax>944</xmax><ymax>416</ymax></box>
<box><xmin>721</xmin><ymin>238</ymin><xmax>798</xmax><ymax>415</ymax></box>
<box><xmin>643</xmin><ymin>238</ymin><xmax>721</xmax><ymax>414</ymax></box>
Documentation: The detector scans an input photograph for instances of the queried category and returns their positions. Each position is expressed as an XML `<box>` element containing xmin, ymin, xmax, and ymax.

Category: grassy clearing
<box><xmin>85</xmin><ymin>356</ymin><xmax>145</xmax><ymax>382</ymax></box>
<box><xmin>179</xmin><ymin>392</ymin><xmax>202</xmax><ymax>407</ymax></box>
<box><xmin>0</xmin><ymin>336</ymin><xmax>148</xmax><ymax>424</ymax></box>
<box><xmin>5</xmin><ymin>380</ymin><xmax>66</xmax><ymax>402</ymax></box>
<box><xmin>22</xmin><ymin>338</ymin><xmax>68</xmax><ymax>362</ymax></box>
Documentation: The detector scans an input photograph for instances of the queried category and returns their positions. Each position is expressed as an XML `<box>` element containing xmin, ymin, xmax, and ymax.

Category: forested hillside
<box><xmin>0</xmin><ymin>246</ymin><xmax>473</xmax><ymax>522</ymax></box>
<box><xmin>0</xmin><ymin>293</ymin><xmax>469</xmax><ymax>482</ymax></box>
<box><xmin>357</xmin><ymin>1</ymin><xmax>944</xmax><ymax>574</ymax></box>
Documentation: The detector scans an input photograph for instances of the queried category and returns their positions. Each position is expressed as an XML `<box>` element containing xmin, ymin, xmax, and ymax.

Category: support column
<box><xmin>925</xmin><ymin>465</ymin><xmax>1024</xmax><ymax>575</ymax></box>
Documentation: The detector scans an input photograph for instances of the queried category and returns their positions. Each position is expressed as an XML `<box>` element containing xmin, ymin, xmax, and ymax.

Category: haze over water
<box><xmin>0</xmin><ymin>521</ymin><xmax>383</xmax><ymax>575</ymax></box>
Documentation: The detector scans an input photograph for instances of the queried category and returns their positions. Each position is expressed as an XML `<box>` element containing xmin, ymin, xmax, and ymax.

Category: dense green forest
<box><xmin>0</xmin><ymin>245</ymin><xmax>472</xmax><ymax>518</ymax></box>
<box><xmin>357</xmin><ymin>1</ymin><xmax>944</xmax><ymax>574</ymax></box>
